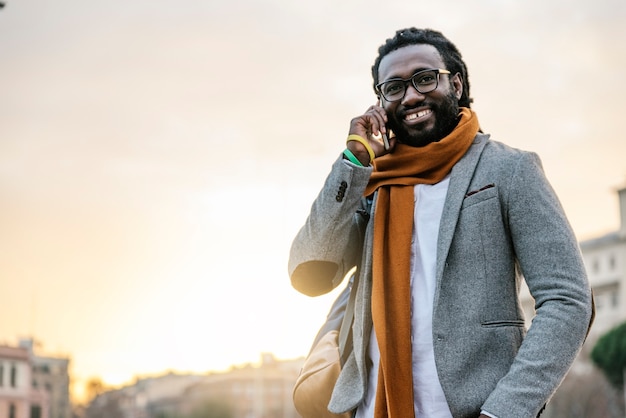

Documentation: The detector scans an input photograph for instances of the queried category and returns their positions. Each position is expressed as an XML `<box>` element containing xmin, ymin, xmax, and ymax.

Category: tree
<box><xmin>84</xmin><ymin>377</ymin><xmax>107</xmax><ymax>404</ymax></box>
<box><xmin>591</xmin><ymin>321</ymin><xmax>626</xmax><ymax>389</ymax></box>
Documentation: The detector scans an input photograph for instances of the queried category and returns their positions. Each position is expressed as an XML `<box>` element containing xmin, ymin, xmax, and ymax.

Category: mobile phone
<box><xmin>382</xmin><ymin>132</ymin><xmax>390</xmax><ymax>150</ymax></box>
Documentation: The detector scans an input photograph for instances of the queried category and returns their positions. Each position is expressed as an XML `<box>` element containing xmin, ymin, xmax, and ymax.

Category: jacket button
<box><xmin>336</xmin><ymin>182</ymin><xmax>348</xmax><ymax>201</ymax></box>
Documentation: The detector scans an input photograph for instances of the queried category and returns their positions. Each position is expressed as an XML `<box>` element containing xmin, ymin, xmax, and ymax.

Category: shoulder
<box><xmin>476</xmin><ymin>134</ymin><xmax>543</xmax><ymax>174</ymax></box>
<box><xmin>479</xmin><ymin>134</ymin><xmax>535</xmax><ymax>160</ymax></box>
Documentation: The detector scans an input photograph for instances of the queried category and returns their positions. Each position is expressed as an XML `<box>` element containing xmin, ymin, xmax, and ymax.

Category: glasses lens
<box><xmin>413</xmin><ymin>70</ymin><xmax>438</xmax><ymax>93</ymax></box>
<box><xmin>380</xmin><ymin>80</ymin><xmax>406</xmax><ymax>101</ymax></box>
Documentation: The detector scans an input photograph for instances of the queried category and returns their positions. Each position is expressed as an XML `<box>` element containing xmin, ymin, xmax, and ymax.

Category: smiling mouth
<box><xmin>405</xmin><ymin>109</ymin><xmax>432</xmax><ymax>121</ymax></box>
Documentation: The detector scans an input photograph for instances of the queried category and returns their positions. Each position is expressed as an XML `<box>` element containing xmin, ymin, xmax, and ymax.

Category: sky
<box><xmin>1</xmin><ymin>0</ymin><xmax>625</xmax><ymax>402</ymax></box>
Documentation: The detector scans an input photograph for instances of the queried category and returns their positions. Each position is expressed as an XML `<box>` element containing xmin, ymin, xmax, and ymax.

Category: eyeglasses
<box><xmin>376</xmin><ymin>68</ymin><xmax>451</xmax><ymax>102</ymax></box>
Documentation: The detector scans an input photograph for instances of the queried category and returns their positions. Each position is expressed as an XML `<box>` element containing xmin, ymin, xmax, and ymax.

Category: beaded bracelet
<box><xmin>346</xmin><ymin>134</ymin><xmax>375</xmax><ymax>163</ymax></box>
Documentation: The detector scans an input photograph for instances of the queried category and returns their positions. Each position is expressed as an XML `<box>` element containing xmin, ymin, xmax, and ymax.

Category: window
<box><xmin>593</xmin><ymin>282</ymin><xmax>620</xmax><ymax>313</ymax></box>
<box><xmin>609</xmin><ymin>254</ymin><xmax>616</xmax><ymax>271</ymax></box>
<box><xmin>595</xmin><ymin>293</ymin><xmax>604</xmax><ymax>311</ymax></box>
<box><xmin>592</xmin><ymin>258</ymin><xmax>599</xmax><ymax>274</ymax></box>
<box><xmin>0</xmin><ymin>363</ymin><xmax>4</xmax><ymax>386</ymax></box>
<box><xmin>30</xmin><ymin>405</ymin><xmax>41</xmax><ymax>418</ymax></box>
<box><xmin>9</xmin><ymin>403</ymin><xmax>16</xmax><ymax>418</ymax></box>
<box><xmin>611</xmin><ymin>288</ymin><xmax>619</xmax><ymax>308</ymax></box>
<box><xmin>10</xmin><ymin>363</ymin><xmax>17</xmax><ymax>387</ymax></box>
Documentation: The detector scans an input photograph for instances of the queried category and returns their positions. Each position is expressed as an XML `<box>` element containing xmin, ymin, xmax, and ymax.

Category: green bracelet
<box><xmin>343</xmin><ymin>148</ymin><xmax>364</xmax><ymax>167</ymax></box>
<box><xmin>347</xmin><ymin>134</ymin><xmax>375</xmax><ymax>163</ymax></box>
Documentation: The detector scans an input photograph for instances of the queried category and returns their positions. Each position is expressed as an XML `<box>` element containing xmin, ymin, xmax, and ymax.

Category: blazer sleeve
<box><xmin>288</xmin><ymin>155</ymin><xmax>373</xmax><ymax>297</ymax></box>
<box><xmin>482</xmin><ymin>152</ymin><xmax>594</xmax><ymax>417</ymax></box>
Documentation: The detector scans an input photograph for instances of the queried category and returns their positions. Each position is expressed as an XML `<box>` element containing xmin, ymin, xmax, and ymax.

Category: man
<box><xmin>288</xmin><ymin>28</ymin><xmax>594</xmax><ymax>418</ymax></box>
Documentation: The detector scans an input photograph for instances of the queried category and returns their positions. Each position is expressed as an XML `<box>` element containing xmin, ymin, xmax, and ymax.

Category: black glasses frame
<box><xmin>376</xmin><ymin>68</ymin><xmax>451</xmax><ymax>102</ymax></box>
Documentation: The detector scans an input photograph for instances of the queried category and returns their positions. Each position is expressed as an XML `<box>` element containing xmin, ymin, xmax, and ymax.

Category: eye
<box><xmin>415</xmin><ymin>72</ymin><xmax>436</xmax><ymax>85</ymax></box>
<box><xmin>383</xmin><ymin>81</ymin><xmax>404</xmax><ymax>96</ymax></box>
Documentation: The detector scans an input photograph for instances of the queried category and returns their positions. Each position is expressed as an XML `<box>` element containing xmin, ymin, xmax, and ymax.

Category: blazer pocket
<box><xmin>481</xmin><ymin>319</ymin><xmax>526</xmax><ymax>328</ymax></box>
<box><xmin>461</xmin><ymin>184</ymin><xmax>498</xmax><ymax>209</ymax></box>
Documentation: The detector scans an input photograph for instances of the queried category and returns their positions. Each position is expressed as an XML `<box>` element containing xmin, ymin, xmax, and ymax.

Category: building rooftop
<box><xmin>579</xmin><ymin>231</ymin><xmax>625</xmax><ymax>250</ymax></box>
<box><xmin>0</xmin><ymin>345</ymin><xmax>29</xmax><ymax>361</ymax></box>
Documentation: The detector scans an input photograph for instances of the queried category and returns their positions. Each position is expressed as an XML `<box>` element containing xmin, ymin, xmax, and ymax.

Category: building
<box><xmin>0</xmin><ymin>345</ymin><xmax>49</xmax><ymax>418</ymax></box>
<box><xmin>19</xmin><ymin>340</ymin><xmax>71</xmax><ymax>418</ymax></box>
<box><xmin>579</xmin><ymin>185</ymin><xmax>626</xmax><ymax>342</ymax></box>
<box><xmin>176</xmin><ymin>353</ymin><xmax>301</xmax><ymax>418</ymax></box>
<box><xmin>0</xmin><ymin>339</ymin><xmax>71</xmax><ymax>418</ymax></box>
<box><xmin>85</xmin><ymin>353</ymin><xmax>303</xmax><ymax>418</ymax></box>
<box><xmin>86</xmin><ymin>372</ymin><xmax>211</xmax><ymax>418</ymax></box>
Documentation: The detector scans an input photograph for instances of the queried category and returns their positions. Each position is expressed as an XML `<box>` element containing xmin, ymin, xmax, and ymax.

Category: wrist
<box><xmin>343</xmin><ymin>148</ymin><xmax>366</xmax><ymax>166</ymax></box>
<box><xmin>346</xmin><ymin>134</ymin><xmax>375</xmax><ymax>165</ymax></box>
<box><xmin>345</xmin><ymin>143</ymin><xmax>371</xmax><ymax>166</ymax></box>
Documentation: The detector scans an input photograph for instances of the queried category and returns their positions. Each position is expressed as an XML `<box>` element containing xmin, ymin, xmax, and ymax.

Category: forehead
<box><xmin>378</xmin><ymin>44</ymin><xmax>445</xmax><ymax>81</ymax></box>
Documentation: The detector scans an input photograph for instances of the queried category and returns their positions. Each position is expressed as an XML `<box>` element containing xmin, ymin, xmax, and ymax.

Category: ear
<box><xmin>451</xmin><ymin>73</ymin><xmax>463</xmax><ymax>100</ymax></box>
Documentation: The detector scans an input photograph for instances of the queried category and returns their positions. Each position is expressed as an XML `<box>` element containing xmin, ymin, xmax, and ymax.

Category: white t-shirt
<box><xmin>356</xmin><ymin>177</ymin><xmax>453</xmax><ymax>418</ymax></box>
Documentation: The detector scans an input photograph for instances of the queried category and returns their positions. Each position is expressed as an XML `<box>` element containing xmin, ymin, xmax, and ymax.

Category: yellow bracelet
<box><xmin>346</xmin><ymin>134</ymin><xmax>375</xmax><ymax>163</ymax></box>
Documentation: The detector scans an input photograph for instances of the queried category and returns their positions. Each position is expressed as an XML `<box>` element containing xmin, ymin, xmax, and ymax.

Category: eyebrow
<box><xmin>381</xmin><ymin>67</ymin><xmax>434</xmax><ymax>83</ymax></box>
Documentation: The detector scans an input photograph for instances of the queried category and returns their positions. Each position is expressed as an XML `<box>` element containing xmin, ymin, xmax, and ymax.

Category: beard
<box><xmin>389</xmin><ymin>90</ymin><xmax>460</xmax><ymax>147</ymax></box>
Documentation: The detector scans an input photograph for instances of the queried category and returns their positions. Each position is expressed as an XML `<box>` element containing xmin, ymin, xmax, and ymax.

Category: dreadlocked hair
<box><xmin>371</xmin><ymin>28</ymin><xmax>473</xmax><ymax>108</ymax></box>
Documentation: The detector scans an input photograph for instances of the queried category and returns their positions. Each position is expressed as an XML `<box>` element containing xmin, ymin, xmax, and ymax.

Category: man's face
<box><xmin>377</xmin><ymin>44</ymin><xmax>463</xmax><ymax>147</ymax></box>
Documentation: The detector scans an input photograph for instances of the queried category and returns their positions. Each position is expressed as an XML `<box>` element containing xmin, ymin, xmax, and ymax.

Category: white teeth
<box><xmin>405</xmin><ymin>109</ymin><xmax>431</xmax><ymax>120</ymax></box>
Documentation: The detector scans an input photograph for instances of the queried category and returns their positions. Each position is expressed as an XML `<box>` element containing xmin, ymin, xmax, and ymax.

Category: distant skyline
<box><xmin>1</xmin><ymin>0</ymin><xmax>625</xmax><ymax>401</ymax></box>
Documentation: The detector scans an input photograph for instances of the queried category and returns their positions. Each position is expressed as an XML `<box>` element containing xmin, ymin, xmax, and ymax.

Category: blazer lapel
<box><xmin>435</xmin><ymin>133</ymin><xmax>489</xmax><ymax>283</ymax></box>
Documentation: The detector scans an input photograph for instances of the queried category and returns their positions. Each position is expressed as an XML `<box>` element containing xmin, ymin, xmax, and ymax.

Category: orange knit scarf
<box><xmin>364</xmin><ymin>107</ymin><xmax>479</xmax><ymax>418</ymax></box>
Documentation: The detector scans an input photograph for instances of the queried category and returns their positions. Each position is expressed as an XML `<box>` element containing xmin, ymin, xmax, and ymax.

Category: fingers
<box><xmin>350</xmin><ymin>103</ymin><xmax>388</xmax><ymax>139</ymax></box>
<box><xmin>347</xmin><ymin>102</ymin><xmax>393</xmax><ymax>161</ymax></box>
<box><xmin>366</xmin><ymin>102</ymin><xmax>388</xmax><ymax>136</ymax></box>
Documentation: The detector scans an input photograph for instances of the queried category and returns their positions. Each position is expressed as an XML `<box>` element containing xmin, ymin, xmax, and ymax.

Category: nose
<box><xmin>401</xmin><ymin>83</ymin><xmax>425</xmax><ymax>106</ymax></box>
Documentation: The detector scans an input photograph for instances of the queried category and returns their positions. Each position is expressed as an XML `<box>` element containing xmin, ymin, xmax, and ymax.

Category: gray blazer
<box><xmin>288</xmin><ymin>133</ymin><xmax>594</xmax><ymax>418</ymax></box>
